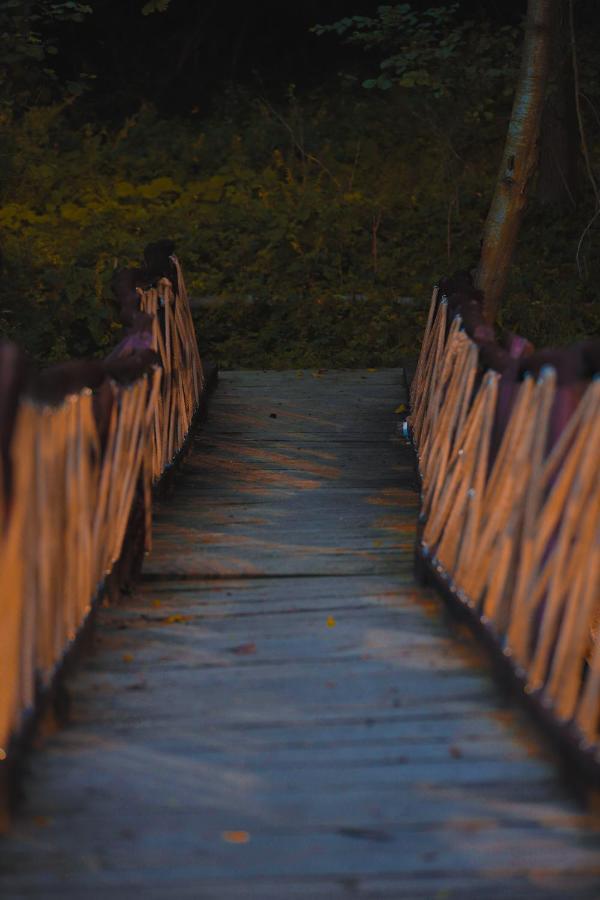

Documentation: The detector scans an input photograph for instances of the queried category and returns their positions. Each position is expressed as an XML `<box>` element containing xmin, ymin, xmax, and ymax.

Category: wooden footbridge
<box><xmin>1</xmin><ymin>251</ymin><xmax>599</xmax><ymax>897</ymax></box>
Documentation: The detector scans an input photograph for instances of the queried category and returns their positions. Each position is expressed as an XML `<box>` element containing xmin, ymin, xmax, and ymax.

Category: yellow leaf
<box><xmin>151</xmin><ymin>599</ymin><xmax>162</xmax><ymax>608</ymax></box>
<box><xmin>342</xmin><ymin>191</ymin><xmax>364</xmax><ymax>203</ymax></box>
<box><xmin>327</xmin><ymin>616</ymin><xmax>336</xmax><ymax>628</ymax></box>
<box><xmin>138</xmin><ymin>176</ymin><xmax>181</xmax><ymax>199</ymax></box>
<box><xmin>394</xmin><ymin>403</ymin><xmax>407</xmax><ymax>414</ymax></box>
<box><xmin>60</xmin><ymin>202</ymin><xmax>89</xmax><ymax>223</ymax></box>
<box><xmin>222</xmin><ymin>830</ymin><xmax>250</xmax><ymax>844</ymax></box>
<box><xmin>122</xmin><ymin>653</ymin><xmax>134</xmax><ymax>664</ymax></box>
<box><xmin>115</xmin><ymin>180</ymin><xmax>136</xmax><ymax>198</ymax></box>
<box><xmin>367</xmin><ymin>367</ymin><xmax>377</xmax><ymax>373</ymax></box>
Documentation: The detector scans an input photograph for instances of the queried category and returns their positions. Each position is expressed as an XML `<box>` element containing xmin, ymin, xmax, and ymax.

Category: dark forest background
<box><xmin>1</xmin><ymin>0</ymin><xmax>599</xmax><ymax>367</ymax></box>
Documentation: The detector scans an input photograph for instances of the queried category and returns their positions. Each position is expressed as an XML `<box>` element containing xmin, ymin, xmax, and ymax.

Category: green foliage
<box><xmin>0</xmin><ymin>1</ymin><xmax>92</xmax><ymax>111</ymax></box>
<box><xmin>314</xmin><ymin>4</ymin><xmax>465</xmax><ymax>94</ymax></box>
<box><xmin>0</xmin><ymin>87</ymin><xmax>597</xmax><ymax>367</ymax></box>
<box><xmin>501</xmin><ymin>201</ymin><xmax>600</xmax><ymax>347</ymax></box>
<box><xmin>141</xmin><ymin>0</ymin><xmax>171</xmax><ymax>14</ymax></box>
<box><xmin>313</xmin><ymin>4</ymin><xmax>519</xmax><ymax>123</ymax></box>
<box><xmin>196</xmin><ymin>294</ymin><xmax>425</xmax><ymax>370</ymax></box>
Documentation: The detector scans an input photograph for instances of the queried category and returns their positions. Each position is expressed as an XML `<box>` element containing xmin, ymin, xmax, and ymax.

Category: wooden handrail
<box><xmin>409</xmin><ymin>286</ymin><xmax>600</xmax><ymax>776</ymax></box>
<box><xmin>0</xmin><ymin>248</ymin><xmax>204</xmax><ymax>800</ymax></box>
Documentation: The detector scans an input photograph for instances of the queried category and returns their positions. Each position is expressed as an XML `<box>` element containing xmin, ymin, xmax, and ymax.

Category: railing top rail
<box><xmin>409</xmin><ymin>274</ymin><xmax>600</xmax><ymax>783</ymax></box>
<box><xmin>1</xmin><ymin>243</ymin><xmax>205</xmax><ymax>814</ymax></box>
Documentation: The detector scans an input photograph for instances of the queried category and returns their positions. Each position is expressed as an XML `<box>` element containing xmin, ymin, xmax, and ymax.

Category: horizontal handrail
<box><xmin>409</xmin><ymin>286</ymin><xmax>600</xmax><ymax>773</ymax></box>
<box><xmin>0</xmin><ymin>246</ymin><xmax>204</xmax><ymax>785</ymax></box>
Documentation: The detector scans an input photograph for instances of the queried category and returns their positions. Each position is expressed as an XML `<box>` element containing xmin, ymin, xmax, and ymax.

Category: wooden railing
<box><xmin>0</xmin><ymin>245</ymin><xmax>204</xmax><ymax>798</ymax></box>
<box><xmin>408</xmin><ymin>285</ymin><xmax>600</xmax><ymax>777</ymax></box>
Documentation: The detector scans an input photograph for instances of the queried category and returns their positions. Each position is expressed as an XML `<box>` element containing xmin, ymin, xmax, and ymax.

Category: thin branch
<box><xmin>579</xmin><ymin>91</ymin><xmax>600</xmax><ymax>134</ymax></box>
<box><xmin>569</xmin><ymin>1</ymin><xmax>599</xmax><ymax>204</ymax></box>
<box><xmin>550</xmin><ymin>145</ymin><xmax>577</xmax><ymax>209</ymax></box>
<box><xmin>258</xmin><ymin>95</ymin><xmax>341</xmax><ymax>189</ymax></box>
<box><xmin>446</xmin><ymin>190</ymin><xmax>458</xmax><ymax>263</ymax></box>
<box><xmin>348</xmin><ymin>139</ymin><xmax>361</xmax><ymax>191</ymax></box>
<box><xmin>569</xmin><ymin>0</ymin><xmax>600</xmax><ymax>275</ymax></box>
<box><xmin>371</xmin><ymin>209</ymin><xmax>382</xmax><ymax>274</ymax></box>
<box><xmin>576</xmin><ymin>207</ymin><xmax>600</xmax><ymax>280</ymax></box>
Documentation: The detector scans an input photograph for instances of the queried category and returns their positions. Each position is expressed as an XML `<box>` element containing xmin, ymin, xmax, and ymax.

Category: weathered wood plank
<box><xmin>0</xmin><ymin>368</ymin><xmax>598</xmax><ymax>898</ymax></box>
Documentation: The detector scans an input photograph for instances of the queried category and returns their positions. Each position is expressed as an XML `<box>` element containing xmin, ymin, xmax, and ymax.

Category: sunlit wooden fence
<box><xmin>408</xmin><ymin>287</ymin><xmax>600</xmax><ymax>774</ymax></box>
<box><xmin>0</xmin><ymin>248</ymin><xmax>204</xmax><ymax>788</ymax></box>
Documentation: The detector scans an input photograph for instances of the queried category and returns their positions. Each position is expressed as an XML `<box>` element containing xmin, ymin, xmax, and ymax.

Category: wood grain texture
<box><xmin>0</xmin><ymin>368</ymin><xmax>599</xmax><ymax>898</ymax></box>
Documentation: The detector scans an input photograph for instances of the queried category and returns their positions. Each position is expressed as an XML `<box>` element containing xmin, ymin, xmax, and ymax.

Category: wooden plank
<box><xmin>0</xmin><ymin>368</ymin><xmax>598</xmax><ymax>898</ymax></box>
<box><xmin>2</xmin><ymin>875</ymin><xmax>600</xmax><ymax>900</ymax></box>
<box><xmin>2</xmin><ymin>875</ymin><xmax>599</xmax><ymax>900</ymax></box>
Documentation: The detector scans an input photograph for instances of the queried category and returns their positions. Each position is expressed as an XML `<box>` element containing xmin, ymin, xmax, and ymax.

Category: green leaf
<box><xmin>141</xmin><ymin>0</ymin><xmax>170</xmax><ymax>14</ymax></box>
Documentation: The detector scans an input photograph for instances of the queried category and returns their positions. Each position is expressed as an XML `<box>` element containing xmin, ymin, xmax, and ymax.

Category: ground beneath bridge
<box><xmin>1</xmin><ymin>369</ymin><xmax>599</xmax><ymax>898</ymax></box>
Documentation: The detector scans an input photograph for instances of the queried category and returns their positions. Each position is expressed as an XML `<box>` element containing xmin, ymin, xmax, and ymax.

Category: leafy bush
<box><xmin>0</xmin><ymin>87</ymin><xmax>597</xmax><ymax>367</ymax></box>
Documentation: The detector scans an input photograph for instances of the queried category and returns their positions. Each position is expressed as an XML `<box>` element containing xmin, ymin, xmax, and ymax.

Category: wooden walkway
<box><xmin>1</xmin><ymin>369</ymin><xmax>599</xmax><ymax>898</ymax></box>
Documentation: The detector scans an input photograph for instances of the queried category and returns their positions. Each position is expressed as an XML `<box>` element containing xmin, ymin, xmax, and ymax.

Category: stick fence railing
<box><xmin>0</xmin><ymin>246</ymin><xmax>204</xmax><ymax>791</ymax></box>
<box><xmin>409</xmin><ymin>286</ymin><xmax>600</xmax><ymax>773</ymax></box>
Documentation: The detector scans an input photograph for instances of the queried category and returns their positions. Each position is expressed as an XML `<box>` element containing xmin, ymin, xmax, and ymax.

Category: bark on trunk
<box><xmin>475</xmin><ymin>0</ymin><xmax>554</xmax><ymax>323</ymax></box>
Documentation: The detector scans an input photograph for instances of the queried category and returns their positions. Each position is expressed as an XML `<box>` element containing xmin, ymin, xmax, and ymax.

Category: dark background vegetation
<box><xmin>0</xmin><ymin>0</ymin><xmax>599</xmax><ymax>367</ymax></box>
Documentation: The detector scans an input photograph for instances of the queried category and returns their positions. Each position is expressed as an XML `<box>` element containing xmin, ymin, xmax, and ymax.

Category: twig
<box><xmin>372</xmin><ymin>209</ymin><xmax>382</xmax><ymax>274</ymax></box>
<box><xmin>348</xmin><ymin>140</ymin><xmax>361</xmax><ymax>191</ymax></box>
<box><xmin>258</xmin><ymin>95</ymin><xmax>341</xmax><ymax>189</ymax></box>
<box><xmin>575</xmin><ymin>207</ymin><xmax>600</xmax><ymax>280</ymax></box>
<box><xmin>579</xmin><ymin>91</ymin><xmax>600</xmax><ymax>133</ymax></box>
<box><xmin>569</xmin><ymin>0</ymin><xmax>600</xmax><ymax>275</ymax></box>
<box><xmin>550</xmin><ymin>145</ymin><xmax>577</xmax><ymax>210</ymax></box>
<box><xmin>446</xmin><ymin>191</ymin><xmax>458</xmax><ymax>263</ymax></box>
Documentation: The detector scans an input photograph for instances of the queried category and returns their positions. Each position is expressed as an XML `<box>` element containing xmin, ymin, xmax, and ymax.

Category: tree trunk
<box><xmin>475</xmin><ymin>0</ymin><xmax>554</xmax><ymax>323</ymax></box>
<box><xmin>537</xmin><ymin>0</ymin><xmax>579</xmax><ymax>209</ymax></box>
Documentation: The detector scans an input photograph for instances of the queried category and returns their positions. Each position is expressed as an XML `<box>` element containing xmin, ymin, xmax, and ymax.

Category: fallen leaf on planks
<box><xmin>222</xmin><ymin>831</ymin><xmax>250</xmax><ymax>844</ymax></box>
<box><xmin>229</xmin><ymin>642</ymin><xmax>257</xmax><ymax>655</ymax></box>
